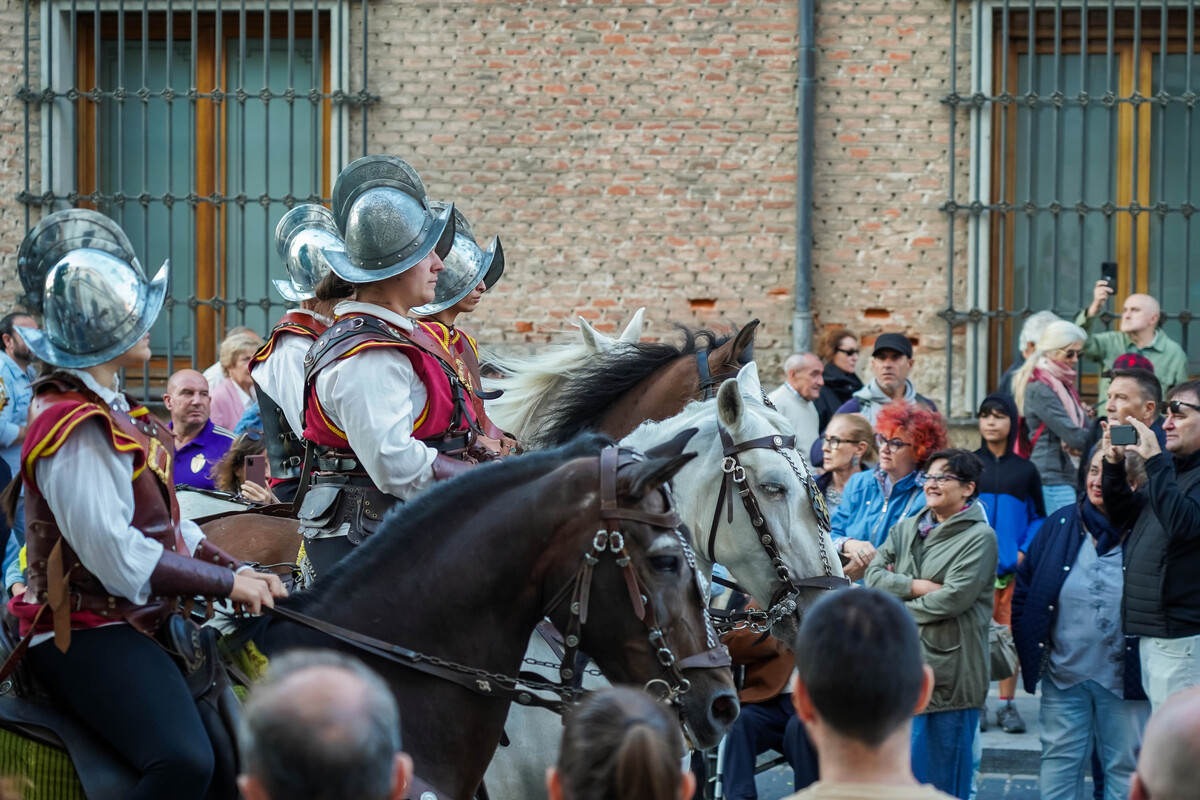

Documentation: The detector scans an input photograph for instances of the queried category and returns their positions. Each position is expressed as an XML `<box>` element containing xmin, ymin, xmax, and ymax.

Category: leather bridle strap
<box><xmin>696</xmin><ymin>351</ymin><xmax>717</xmax><ymax>400</ymax></box>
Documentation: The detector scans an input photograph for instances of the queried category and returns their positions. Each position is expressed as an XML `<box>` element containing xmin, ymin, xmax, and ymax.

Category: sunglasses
<box><xmin>836</xmin><ymin>347</ymin><xmax>859</xmax><ymax>356</ymax></box>
<box><xmin>237</xmin><ymin>430</ymin><xmax>262</xmax><ymax>444</ymax></box>
<box><xmin>1057</xmin><ymin>348</ymin><xmax>1083</xmax><ymax>361</ymax></box>
<box><xmin>874</xmin><ymin>434</ymin><xmax>912</xmax><ymax>451</ymax></box>
<box><xmin>1168</xmin><ymin>399</ymin><xmax>1200</xmax><ymax>415</ymax></box>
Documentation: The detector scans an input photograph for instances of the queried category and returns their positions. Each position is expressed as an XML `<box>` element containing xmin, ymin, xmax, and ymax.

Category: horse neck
<box><xmin>601</xmin><ymin>354</ymin><xmax>696</xmax><ymax>440</ymax></box>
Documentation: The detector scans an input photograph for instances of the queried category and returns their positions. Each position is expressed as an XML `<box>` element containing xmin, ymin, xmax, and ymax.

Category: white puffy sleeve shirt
<box><xmin>35</xmin><ymin>370</ymin><xmax>207</xmax><ymax>606</ymax></box>
<box><xmin>313</xmin><ymin>302</ymin><xmax>438</xmax><ymax>500</ymax></box>
<box><xmin>251</xmin><ymin>309</ymin><xmax>331</xmax><ymax>436</ymax></box>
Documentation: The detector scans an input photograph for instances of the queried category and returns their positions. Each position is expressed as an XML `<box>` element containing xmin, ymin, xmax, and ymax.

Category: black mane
<box><xmin>533</xmin><ymin>325</ymin><xmax>746</xmax><ymax>449</ymax></box>
<box><xmin>281</xmin><ymin>431</ymin><xmax>615</xmax><ymax>615</ymax></box>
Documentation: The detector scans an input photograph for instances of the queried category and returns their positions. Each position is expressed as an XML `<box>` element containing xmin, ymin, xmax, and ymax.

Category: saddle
<box><xmin>0</xmin><ymin>609</ymin><xmax>241</xmax><ymax>800</ymax></box>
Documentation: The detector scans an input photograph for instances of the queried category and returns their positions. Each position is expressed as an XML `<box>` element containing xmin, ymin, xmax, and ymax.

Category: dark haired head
<box><xmin>923</xmin><ymin>448</ymin><xmax>983</xmax><ymax>500</ymax></box>
<box><xmin>1110</xmin><ymin>368</ymin><xmax>1163</xmax><ymax>409</ymax></box>
<box><xmin>795</xmin><ymin>589</ymin><xmax>925</xmax><ymax>747</ymax></box>
<box><xmin>1169</xmin><ymin>379</ymin><xmax>1200</xmax><ymax>406</ymax></box>
<box><xmin>818</xmin><ymin>327</ymin><xmax>857</xmax><ymax>363</ymax></box>
<box><xmin>210</xmin><ymin>431</ymin><xmax>267</xmax><ymax>494</ymax></box>
<box><xmin>313</xmin><ymin>272</ymin><xmax>356</xmax><ymax>303</ymax></box>
<box><xmin>0</xmin><ymin>312</ymin><xmax>33</xmax><ymax>340</ymax></box>
<box><xmin>555</xmin><ymin>687</ymin><xmax>686</xmax><ymax>800</ymax></box>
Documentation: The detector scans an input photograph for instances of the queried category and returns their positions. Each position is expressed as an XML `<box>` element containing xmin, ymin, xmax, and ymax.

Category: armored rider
<box><xmin>297</xmin><ymin>156</ymin><xmax>483</xmax><ymax>578</ymax></box>
<box><xmin>5</xmin><ymin>209</ymin><xmax>285</xmax><ymax>800</ymax></box>
<box><xmin>411</xmin><ymin>202</ymin><xmax>517</xmax><ymax>453</ymax></box>
<box><xmin>248</xmin><ymin>204</ymin><xmax>341</xmax><ymax>503</ymax></box>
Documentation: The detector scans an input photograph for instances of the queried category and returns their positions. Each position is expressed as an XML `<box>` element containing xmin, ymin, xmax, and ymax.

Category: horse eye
<box><xmin>759</xmin><ymin>483</ymin><xmax>787</xmax><ymax>497</ymax></box>
<box><xmin>649</xmin><ymin>555</ymin><xmax>680</xmax><ymax>574</ymax></box>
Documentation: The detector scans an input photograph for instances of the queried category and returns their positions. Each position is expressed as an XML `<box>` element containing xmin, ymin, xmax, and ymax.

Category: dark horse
<box><xmin>524</xmin><ymin>321</ymin><xmax>759</xmax><ymax>449</ymax></box>
<box><xmin>230</xmin><ymin>432</ymin><xmax>739</xmax><ymax>800</ymax></box>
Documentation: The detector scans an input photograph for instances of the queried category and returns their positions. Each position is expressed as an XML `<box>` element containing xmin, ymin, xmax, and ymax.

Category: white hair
<box><xmin>1019</xmin><ymin>311</ymin><xmax>1062</xmax><ymax>351</ymax></box>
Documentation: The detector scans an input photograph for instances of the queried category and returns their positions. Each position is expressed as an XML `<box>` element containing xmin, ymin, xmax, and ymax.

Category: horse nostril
<box><xmin>708</xmin><ymin>690</ymin><xmax>741</xmax><ymax>729</ymax></box>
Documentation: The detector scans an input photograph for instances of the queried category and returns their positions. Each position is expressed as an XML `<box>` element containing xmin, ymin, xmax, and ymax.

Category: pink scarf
<box><xmin>1031</xmin><ymin>357</ymin><xmax>1088</xmax><ymax>428</ymax></box>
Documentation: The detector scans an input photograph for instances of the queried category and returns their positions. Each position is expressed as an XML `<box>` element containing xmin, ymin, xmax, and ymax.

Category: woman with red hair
<box><xmin>828</xmin><ymin>401</ymin><xmax>949</xmax><ymax>580</ymax></box>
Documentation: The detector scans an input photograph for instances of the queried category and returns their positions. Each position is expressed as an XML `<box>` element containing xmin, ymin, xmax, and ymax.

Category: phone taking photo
<box><xmin>1101</xmin><ymin>261</ymin><xmax>1119</xmax><ymax>288</ymax></box>
<box><xmin>1110</xmin><ymin>424</ymin><xmax>1139</xmax><ymax>447</ymax></box>
<box><xmin>244</xmin><ymin>454</ymin><xmax>267</xmax><ymax>486</ymax></box>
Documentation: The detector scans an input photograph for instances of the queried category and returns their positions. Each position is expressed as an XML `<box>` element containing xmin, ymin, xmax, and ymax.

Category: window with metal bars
<box><xmin>946</xmin><ymin>0</ymin><xmax>1200</xmax><ymax>418</ymax></box>
<box><xmin>19</xmin><ymin>0</ymin><xmax>374</xmax><ymax>395</ymax></box>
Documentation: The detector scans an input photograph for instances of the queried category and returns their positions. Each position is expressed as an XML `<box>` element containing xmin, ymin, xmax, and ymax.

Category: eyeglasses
<box><xmin>1168</xmin><ymin>399</ymin><xmax>1200</xmax><ymax>415</ymax></box>
<box><xmin>874</xmin><ymin>434</ymin><xmax>912</xmax><ymax>451</ymax></box>
<box><xmin>1057</xmin><ymin>348</ymin><xmax>1083</xmax><ymax>361</ymax></box>
<box><xmin>237</xmin><ymin>430</ymin><xmax>262</xmax><ymax>444</ymax></box>
<box><xmin>924</xmin><ymin>473</ymin><xmax>966</xmax><ymax>487</ymax></box>
<box><xmin>836</xmin><ymin>347</ymin><xmax>859</xmax><ymax>356</ymax></box>
<box><xmin>821</xmin><ymin>435</ymin><xmax>863</xmax><ymax>450</ymax></box>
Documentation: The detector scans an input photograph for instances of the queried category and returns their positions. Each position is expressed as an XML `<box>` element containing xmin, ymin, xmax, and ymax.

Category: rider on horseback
<box><xmin>411</xmin><ymin>201</ymin><xmax>517</xmax><ymax>454</ymax></box>
<box><xmin>249</xmin><ymin>204</ymin><xmax>340</xmax><ymax>503</ymax></box>
<box><xmin>297</xmin><ymin>156</ymin><xmax>485</xmax><ymax>578</ymax></box>
<box><xmin>6</xmin><ymin>209</ymin><xmax>286</xmax><ymax>800</ymax></box>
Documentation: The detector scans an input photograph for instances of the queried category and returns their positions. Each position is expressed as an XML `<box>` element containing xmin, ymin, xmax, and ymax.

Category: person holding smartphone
<box><xmin>1077</xmin><ymin>277</ymin><xmax>1189</xmax><ymax>407</ymax></box>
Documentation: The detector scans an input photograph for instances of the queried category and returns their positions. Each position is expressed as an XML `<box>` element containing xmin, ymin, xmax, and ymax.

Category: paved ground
<box><xmin>747</xmin><ymin>688</ymin><xmax>1048</xmax><ymax>800</ymax></box>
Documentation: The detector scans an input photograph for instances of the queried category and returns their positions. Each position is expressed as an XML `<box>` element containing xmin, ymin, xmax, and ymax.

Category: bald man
<box><xmin>1078</xmin><ymin>282</ymin><xmax>1189</xmax><ymax>405</ymax></box>
<box><xmin>239</xmin><ymin>650</ymin><xmax>419</xmax><ymax>800</ymax></box>
<box><xmin>164</xmin><ymin>368</ymin><xmax>234</xmax><ymax>490</ymax></box>
<box><xmin>1129</xmin><ymin>686</ymin><xmax>1200</xmax><ymax>800</ymax></box>
<box><xmin>768</xmin><ymin>353</ymin><xmax>824</xmax><ymax>453</ymax></box>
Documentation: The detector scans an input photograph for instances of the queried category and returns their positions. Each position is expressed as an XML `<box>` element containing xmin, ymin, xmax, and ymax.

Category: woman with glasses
<box><xmin>1013</xmin><ymin>445</ymin><xmax>1150</xmax><ymax>800</ymax></box>
<box><xmin>814</xmin><ymin>328</ymin><xmax>863</xmax><ymax>431</ymax></box>
<box><xmin>817</xmin><ymin>413</ymin><xmax>876</xmax><ymax>508</ymax></box>
<box><xmin>867</xmin><ymin>448</ymin><xmax>996</xmax><ymax>799</ymax></box>
<box><xmin>1013</xmin><ymin>320</ymin><xmax>1094</xmax><ymax>514</ymax></box>
<box><xmin>828</xmin><ymin>401</ymin><xmax>948</xmax><ymax>580</ymax></box>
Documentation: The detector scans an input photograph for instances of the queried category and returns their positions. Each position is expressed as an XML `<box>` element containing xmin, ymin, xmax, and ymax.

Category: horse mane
<box><xmin>482</xmin><ymin>341</ymin><xmax>604</xmax><ymax>443</ymax></box>
<box><xmin>532</xmin><ymin>325</ymin><xmax>746</xmax><ymax>450</ymax></box>
<box><xmin>282</xmin><ymin>431</ymin><xmax>615</xmax><ymax>615</ymax></box>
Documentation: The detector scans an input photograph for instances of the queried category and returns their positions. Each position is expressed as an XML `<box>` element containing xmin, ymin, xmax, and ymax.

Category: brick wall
<box><xmin>0</xmin><ymin>0</ymin><xmax>36</xmax><ymax>307</ymax></box>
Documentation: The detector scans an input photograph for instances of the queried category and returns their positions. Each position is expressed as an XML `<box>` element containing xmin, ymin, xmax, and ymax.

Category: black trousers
<box><xmin>27</xmin><ymin>625</ymin><xmax>215</xmax><ymax>800</ymax></box>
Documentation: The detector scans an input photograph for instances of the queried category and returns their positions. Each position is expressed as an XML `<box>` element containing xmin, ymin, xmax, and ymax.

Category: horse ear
<box><xmin>618</xmin><ymin>307</ymin><xmax>646</xmax><ymax>343</ymax></box>
<box><xmin>728</xmin><ymin>319</ymin><xmax>760</xmax><ymax>366</ymax></box>
<box><xmin>624</xmin><ymin>452</ymin><xmax>698</xmax><ymax>501</ymax></box>
<box><xmin>717</xmin><ymin>376</ymin><xmax>746</xmax><ymax>431</ymax></box>
<box><xmin>578</xmin><ymin>316</ymin><xmax>610</xmax><ymax>353</ymax></box>
<box><xmin>735</xmin><ymin>361</ymin><xmax>762</xmax><ymax>398</ymax></box>
<box><xmin>643</xmin><ymin>427</ymin><xmax>699</xmax><ymax>460</ymax></box>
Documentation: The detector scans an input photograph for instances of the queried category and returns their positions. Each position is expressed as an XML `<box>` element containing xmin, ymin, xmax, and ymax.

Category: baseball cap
<box><xmin>1103</xmin><ymin>352</ymin><xmax>1154</xmax><ymax>377</ymax></box>
<box><xmin>872</xmin><ymin>333</ymin><xmax>914</xmax><ymax>359</ymax></box>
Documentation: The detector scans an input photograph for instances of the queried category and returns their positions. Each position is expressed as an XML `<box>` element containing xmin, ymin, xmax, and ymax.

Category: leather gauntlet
<box><xmin>432</xmin><ymin>453</ymin><xmax>478</xmax><ymax>482</ymax></box>
<box><xmin>193</xmin><ymin>537</ymin><xmax>242</xmax><ymax>572</ymax></box>
<box><xmin>150</xmin><ymin>551</ymin><xmax>236</xmax><ymax>599</ymax></box>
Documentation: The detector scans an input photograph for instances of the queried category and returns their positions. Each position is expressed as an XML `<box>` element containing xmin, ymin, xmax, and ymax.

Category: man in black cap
<box><xmin>834</xmin><ymin>333</ymin><xmax>937</xmax><ymax>425</ymax></box>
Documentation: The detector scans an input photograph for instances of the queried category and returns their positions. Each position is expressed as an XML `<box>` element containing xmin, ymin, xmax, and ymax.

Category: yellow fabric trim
<box><xmin>312</xmin><ymin>396</ymin><xmax>347</xmax><ymax>441</ymax></box>
<box><xmin>24</xmin><ymin>405</ymin><xmax>145</xmax><ymax>484</ymax></box>
<box><xmin>412</xmin><ymin>398</ymin><xmax>430</xmax><ymax>432</ymax></box>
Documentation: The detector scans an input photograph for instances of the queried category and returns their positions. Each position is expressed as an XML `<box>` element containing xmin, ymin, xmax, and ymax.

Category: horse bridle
<box><xmin>545</xmin><ymin>445</ymin><xmax>732</xmax><ymax>707</ymax></box>
<box><xmin>696</xmin><ymin>350</ymin><xmax>741</xmax><ymax>401</ymax></box>
<box><xmin>263</xmin><ymin>445</ymin><xmax>729</xmax><ymax>715</ymax></box>
<box><xmin>706</xmin><ymin>425</ymin><xmax>850</xmax><ymax>634</ymax></box>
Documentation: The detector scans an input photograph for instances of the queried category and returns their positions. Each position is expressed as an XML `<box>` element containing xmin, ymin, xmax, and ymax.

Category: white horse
<box><xmin>484</xmin><ymin>308</ymin><xmax>645</xmax><ymax>443</ymax></box>
<box><xmin>483</xmin><ymin>362</ymin><xmax>844</xmax><ymax>799</ymax></box>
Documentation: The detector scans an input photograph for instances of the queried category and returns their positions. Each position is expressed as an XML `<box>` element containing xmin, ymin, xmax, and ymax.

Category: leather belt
<box><xmin>317</xmin><ymin>456</ymin><xmax>360</xmax><ymax>472</ymax></box>
<box><xmin>429</xmin><ymin>434</ymin><xmax>470</xmax><ymax>453</ymax></box>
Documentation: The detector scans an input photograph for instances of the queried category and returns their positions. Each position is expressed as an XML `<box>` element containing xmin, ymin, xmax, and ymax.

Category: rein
<box><xmin>262</xmin><ymin>445</ymin><xmax>728</xmax><ymax>715</ymax></box>
<box><xmin>705</xmin><ymin>425</ymin><xmax>850</xmax><ymax>634</ymax></box>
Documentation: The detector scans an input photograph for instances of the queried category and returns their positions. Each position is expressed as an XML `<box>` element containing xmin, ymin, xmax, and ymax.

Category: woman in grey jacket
<box><xmin>1013</xmin><ymin>320</ymin><xmax>1093</xmax><ymax>514</ymax></box>
<box><xmin>866</xmin><ymin>448</ymin><xmax>998</xmax><ymax>800</ymax></box>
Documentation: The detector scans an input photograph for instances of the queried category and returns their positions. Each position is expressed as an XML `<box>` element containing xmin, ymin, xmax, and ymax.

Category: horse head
<box><xmin>541</xmin><ymin>435</ymin><xmax>739</xmax><ymax>750</ymax></box>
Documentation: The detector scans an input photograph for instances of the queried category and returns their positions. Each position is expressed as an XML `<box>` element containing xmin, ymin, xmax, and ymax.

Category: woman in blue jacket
<box><xmin>1012</xmin><ymin>446</ymin><xmax>1150</xmax><ymax>800</ymax></box>
<box><xmin>831</xmin><ymin>401</ymin><xmax>948</xmax><ymax>580</ymax></box>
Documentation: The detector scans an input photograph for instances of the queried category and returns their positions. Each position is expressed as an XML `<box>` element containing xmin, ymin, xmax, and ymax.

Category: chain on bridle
<box><xmin>705</xmin><ymin>423</ymin><xmax>850</xmax><ymax>635</ymax></box>
<box><xmin>544</xmin><ymin>445</ymin><xmax>732</xmax><ymax>707</ymax></box>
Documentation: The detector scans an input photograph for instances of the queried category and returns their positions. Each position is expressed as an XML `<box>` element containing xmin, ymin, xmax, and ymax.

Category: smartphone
<box><xmin>244</xmin><ymin>454</ymin><xmax>267</xmax><ymax>486</ymax></box>
<box><xmin>1101</xmin><ymin>261</ymin><xmax>1119</xmax><ymax>288</ymax></box>
<box><xmin>1110</xmin><ymin>425</ymin><xmax>1139</xmax><ymax>446</ymax></box>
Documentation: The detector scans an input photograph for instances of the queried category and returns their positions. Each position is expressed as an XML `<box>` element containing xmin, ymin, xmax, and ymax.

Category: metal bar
<box><xmin>260</xmin><ymin>0</ymin><xmax>272</xmax><ymax>326</ymax></box>
<box><xmin>1155</xmin><ymin>0</ymin><xmax>1168</xmax><ymax>303</ymax></box>
<box><xmin>141</xmin><ymin>0</ymin><xmax>150</xmax><ymax>400</ymax></box>
<box><xmin>189</xmin><ymin>0</ymin><xmax>199</xmax><ymax>368</ymax></box>
<box><xmin>1077</xmin><ymin>0</ymin><xmax>1090</xmax><ymax>317</ymax></box>
<box><xmin>215</xmin><ymin>0</ymin><xmax>224</xmax><ymax>349</ymax></box>
<box><xmin>238</xmin><ymin>0</ymin><xmax>246</xmax><ymax>329</ymax></box>
<box><xmin>360</xmin><ymin>0</ymin><xmax>367</xmax><ymax>156</ymax></box>
<box><xmin>793</xmin><ymin>0</ymin><xmax>816</xmax><ymax>354</ymax></box>
<box><xmin>71</xmin><ymin>0</ymin><xmax>78</xmax><ymax>211</ymax></box>
<box><xmin>1051</xmin><ymin>0</ymin><xmax>1063</xmax><ymax>308</ymax></box>
<box><xmin>946</xmin><ymin>0</ymin><xmax>958</xmax><ymax>416</ymax></box>
<box><xmin>46</xmin><ymin>0</ymin><xmax>55</xmax><ymax>206</ymax></box>
<box><xmin>1132</xmin><ymin>0</ymin><xmax>1143</xmax><ymax>286</ymax></box>
<box><xmin>115</xmin><ymin>0</ymin><xmax>124</xmax><ymax>227</ymax></box>
<box><xmin>1186</xmin><ymin>0</ymin><xmax>1195</xmax><ymax>359</ymax></box>
<box><xmin>969</xmin><ymin>0</ymin><xmax>986</xmax><ymax>396</ymax></box>
<box><xmin>1023</xmin><ymin>6</ymin><xmax>1037</xmax><ymax>318</ymax></box>
<box><xmin>1105</xmin><ymin>2</ymin><xmax>1116</xmax><ymax>291</ymax></box>
<box><xmin>166</xmin><ymin>0</ymin><xmax>175</xmax><ymax>380</ymax></box>
<box><xmin>998</xmin><ymin>0</ymin><xmax>1011</xmax><ymax>372</ymax></box>
<box><xmin>311</xmin><ymin>0</ymin><xmax>319</xmax><ymax>200</ymax></box>
<box><xmin>22</xmin><ymin>0</ymin><xmax>29</xmax><ymax>231</ymax></box>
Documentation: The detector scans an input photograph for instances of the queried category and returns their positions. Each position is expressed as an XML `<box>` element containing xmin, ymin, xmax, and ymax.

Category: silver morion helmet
<box><xmin>323</xmin><ymin>155</ymin><xmax>455</xmax><ymax>284</ymax></box>
<box><xmin>273</xmin><ymin>204</ymin><xmax>344</xmax><ymax>302</ymax></box>
<box><xmin>17</xmin><ymin>209</ymin><xmax>167</xmax><ymax>369</ymax></box>
<box><xmin>410</xmin><ymin>202</ymin><xmax>505</xmax><ymax>316</ymax></box>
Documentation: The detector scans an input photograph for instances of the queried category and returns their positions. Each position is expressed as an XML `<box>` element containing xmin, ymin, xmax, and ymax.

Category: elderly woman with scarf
<box><xmin>1013</xmin><ymin>320</ymin><xmax>1094</xmax><ymax>514</ymax></box>
<box><xmin>1012</xmin><ymin>445</ymin><xmax>1150</xmax><ymax>800</ymax></box>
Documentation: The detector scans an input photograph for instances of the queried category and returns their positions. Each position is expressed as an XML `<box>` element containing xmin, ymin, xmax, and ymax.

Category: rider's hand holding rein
<box><xmin>230</xmin><ymin>569</ymin><xmax>288</xmax><ymax>614</ymax></box>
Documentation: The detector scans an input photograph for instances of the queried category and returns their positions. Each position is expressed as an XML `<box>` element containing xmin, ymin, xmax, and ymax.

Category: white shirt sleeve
<box><xmin>252</xmin><ymin>334</ymin><xmax>309</xmax><ymax>436</ymax></box>
<box><xmin>315</xmin><ymin>346</ymin><xmax>438</xmax><ymax>499</ymax></box>
<box><xmin>180</xmin><ymin>519</ymin><xmax>205</xmax><ymax>555</ymax></box>
<box><xmin>35</xmin><ymin>420</ymin><xmax>164</xmax><ymax>604</ymax></box>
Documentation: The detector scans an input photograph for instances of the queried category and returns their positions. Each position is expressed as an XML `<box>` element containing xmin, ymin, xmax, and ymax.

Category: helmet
<box><xmin>273</xmin><ymin>204</ymin><xmax>344</xmax><ymax>301</ymax></box>
<box><xmin>18</xmin><ymin>209</ymin><xmax>143</xmax><ymax>315</ymax></box>
<box><xmin>322</xmin><ymin>155</ymin><xmax>455</xmax><ymax>284</ymax></box>
<box><xmin>410</xmin><ymin>202</ymin><xmax>505</xmax><ymax>316</ymax></box>
<box><xmin>17</xmin><ymin>210</ymin><xmax>167</xmax><ymax>369</ymax></box>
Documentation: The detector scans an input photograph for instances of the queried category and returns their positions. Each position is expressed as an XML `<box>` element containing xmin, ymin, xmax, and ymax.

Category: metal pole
<box><xmin>792</xmin><ymin>0</ymin><xmax>816</xmax><ymax>355</ymax></box>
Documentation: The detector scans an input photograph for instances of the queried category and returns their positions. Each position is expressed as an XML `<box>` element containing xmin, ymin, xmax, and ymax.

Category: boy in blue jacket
<box><xmin>975</xmin><ymin>392</ymin><xmax>1046</xmax><ymax>733</ymax></box>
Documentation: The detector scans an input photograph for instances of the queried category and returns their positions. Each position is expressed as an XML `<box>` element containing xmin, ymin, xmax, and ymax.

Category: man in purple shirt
<box><xmin>165</xmin><ymin>369</ymin><xmax>234</xmax><ymax>491</ymax></box>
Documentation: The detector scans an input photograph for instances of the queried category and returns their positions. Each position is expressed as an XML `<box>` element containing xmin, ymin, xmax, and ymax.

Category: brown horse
<box><xmin>228</xmin><ymin>431</ymin><xmax>739</xmax><ymax>800</ymax></box>
<box><xmin>198</xmin><ymin>505</ymin><xmax>301</xmax><ymax>579</ymax></box>
<box><xmin>501</xmin><ymin>320</ymin><xmax>759</xmax><ymax>450</ymax></box>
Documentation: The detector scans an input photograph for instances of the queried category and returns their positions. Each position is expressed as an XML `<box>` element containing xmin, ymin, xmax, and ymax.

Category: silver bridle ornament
<box><xmin>273</xmin><ymin>204</ymin><xmax>344</xmax><ymax>302</ymax></box>
<box><xmin>410</xmin><ymin>201</ymin><xmax>505</xmax><ymax>316</ymax></box>
<box><xmin>322</xmin><ymin>155</ymin><xmax>455</xmax><ymax>284</ymax></box>
<box><xmin>21</xmin><ymin>250</ymin><xmax>168</xmax><ymax>369</ymax></box>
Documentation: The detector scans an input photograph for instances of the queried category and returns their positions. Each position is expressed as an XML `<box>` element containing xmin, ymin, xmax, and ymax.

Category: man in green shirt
<box><xmin>1076</xmin><ymin>280</ymin><xmax>1190</xmax><ymax>406</ymax></box>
